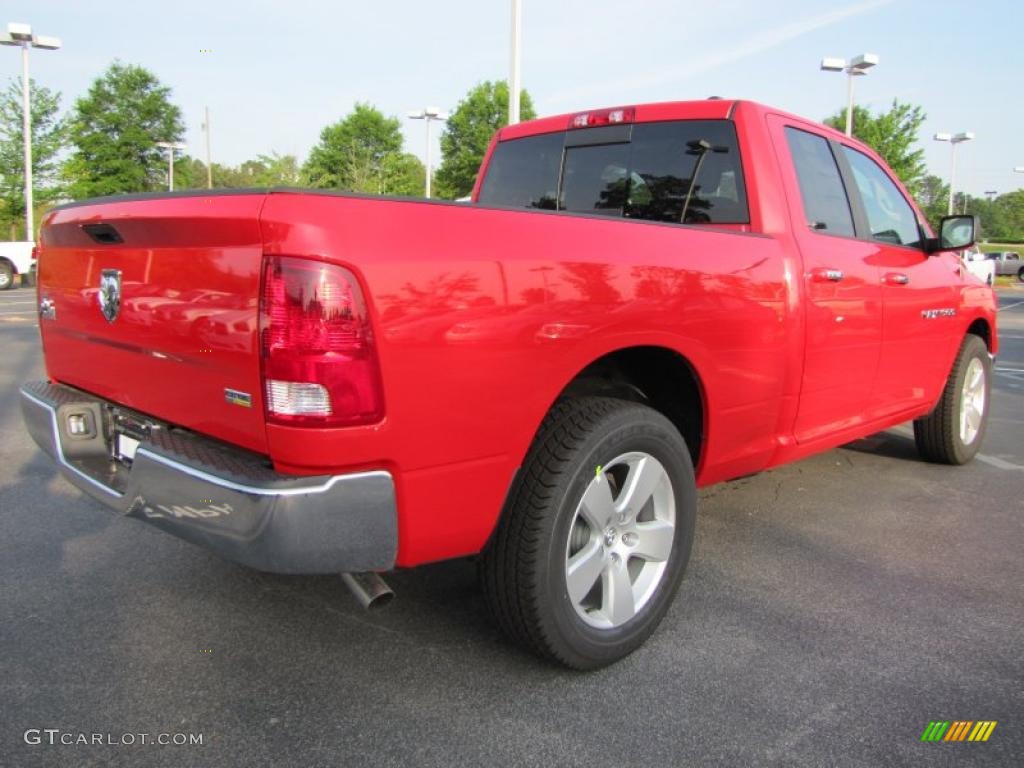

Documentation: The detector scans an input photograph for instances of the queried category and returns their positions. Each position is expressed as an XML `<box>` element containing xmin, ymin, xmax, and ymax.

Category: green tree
<box><xmin>971</xmin><ymin>190</ymin><xmax>1024</xmax><ymax>242</ymax></box>
<box><xmin>915</xmin><ymin>174</ymin><xmax>951</xmax><ymax>232</ymax></box>
<box><xmin>825</xmin><ymin>100</ymin><xmax>927</xmax><ymax>196</ymax></box>
<box><xmin>64</xmin><ymin>62</ymin><xmax>184</xmax><ymax>198</ymax></box>
<box><xmin>303</xmin><ymin>103</ymin><xmax>403</xmax><ymax>192</ymax></box>
<box><xmin>381</xmin><ymin>153</ymin><xmax>425</xmax><ymax>196</ymax></box>
<box><xmin>0</xmin><ymin>78</ymin><xmax>66</xmax><ymax>238</ymax></box>
<box><xmin>174</xmin><ymin>153</ymin><xmax>303</xmax><ymax>190</ymax></box>
<box><xmin>246</xmin><ymin>153</ymin><xmax>301</xmax><ymax>186</ymax></box>
<box><xmin>435</xmin><ymin>81</ymin><xmax>536</xmax><ymax>199</ymax></box>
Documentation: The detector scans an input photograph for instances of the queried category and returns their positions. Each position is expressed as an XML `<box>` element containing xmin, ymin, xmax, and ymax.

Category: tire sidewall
<box><xmin>537</xmin><ymin>406</ymin><xmax>696</xmax><ymax>667</ymax></box>
<box><xmin>950</xmin><ymin>336</ymin><xmax>992</xmax><ymax>463</ymax></box>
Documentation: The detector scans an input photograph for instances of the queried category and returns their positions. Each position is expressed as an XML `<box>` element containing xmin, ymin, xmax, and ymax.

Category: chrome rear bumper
<box><xmin>20</xmin><ymin>381</ymin><xmax>397</xmax><ymax>574</ymax></box>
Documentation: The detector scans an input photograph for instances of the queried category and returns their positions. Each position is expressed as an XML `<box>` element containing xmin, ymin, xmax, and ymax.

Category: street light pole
<box><xmin>202</xmin><ymin>106</ymin><xmax>212</xmax><ymax>189</ymax></box>
<box><xmin>155</xmin><ymin>141</ymin><xmax>186</xmax><ymax>191</ymax></box>
<box><xmin>934</xmin><ymin>132</ymin><xmax>975</xmax><ymax>215</ymax></box>
<box><xmin>1</xmin><ymin>22</ymin><xmax>62</xmax><ymax>242</ymax></box>
<box><xmin>820</xmin><ymin>53</ymin><xmax>878</xmax><ymax>137</ymax></box>
<box><xmin>407</xmin><ymin>107</ymin><xmax>447</xmax><ymax>198</ymax></box>
<box><xmin>509</xmin><ymin>0</ymin><xmax>522</xmax><ymax>125</ymax></box>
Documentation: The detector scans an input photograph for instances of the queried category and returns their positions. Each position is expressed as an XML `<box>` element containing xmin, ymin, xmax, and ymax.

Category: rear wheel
<box><xmin>1018</xmin><ymin>265</ymin><xmax>1024</xmax><ymax>282</ymax></box>
<box><xmin>0</xmin><ymin>261</ymin><xmax>13</xmax><ymax>290</ymax></box>
<box><xmin>479</xmin><ymin>397</ymin><xmax>696</xmax><ymax>669</ymax></box>
<box><xmin>913</xmin><ymin>334</ymin><xmax>991</xmax><ymax>464</ymax></box>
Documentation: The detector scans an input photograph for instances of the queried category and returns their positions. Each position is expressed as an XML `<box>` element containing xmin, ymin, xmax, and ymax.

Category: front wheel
<box><xmin>1018</xmin><ymin>265</ymin><xmax>1024</xmax><ymax>283</ymax></box>
<box><xmin>913</xmin><ymin>334</ymin><xmax>991</xmax><ymax>464</ymax></box>
<box><xmin>479</xmin><ymin>397</ymin><xmax>696</xmax><ymax>669</ymax></box>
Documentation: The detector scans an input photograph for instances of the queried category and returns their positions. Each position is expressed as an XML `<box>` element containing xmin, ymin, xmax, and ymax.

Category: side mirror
<box><xmin>926</xmin><ymin>215</ymin><xmax>978</xmax><ymax>253</ymax></box>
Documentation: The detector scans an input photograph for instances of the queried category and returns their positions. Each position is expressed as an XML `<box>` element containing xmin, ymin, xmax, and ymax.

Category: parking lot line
<box><xmin>976</xmin><ymin>454</ymin><xmax>1024</xmax><ymax>471</ymax></box>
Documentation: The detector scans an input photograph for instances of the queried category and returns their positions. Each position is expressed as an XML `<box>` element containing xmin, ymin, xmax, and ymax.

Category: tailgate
<box><xmin>37</xmin><ymin>192</ymin><xmax>269</xmax><ymax>453</ymax></box>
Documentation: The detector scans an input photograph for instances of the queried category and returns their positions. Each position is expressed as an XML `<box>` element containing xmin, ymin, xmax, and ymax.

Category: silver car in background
<box><xmin>984</xmin><ymin>251</ymin><xmax>1023</xmax><ymax>280</ymax></box>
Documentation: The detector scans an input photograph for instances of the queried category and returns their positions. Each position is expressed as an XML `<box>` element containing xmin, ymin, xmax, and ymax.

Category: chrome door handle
<box><xmin>810</xmin><ymin>268</ymin><xmax>844</xmax><ymax>282</ymax></box>
<box><xmin>883</xmin><ymin>273</ymin><xmax>910</xmax><ymax>285</ymax></box>
<box><xmin>39</xmin><ymin>297</ymin><xmax>56</xmax><ymax>320</ymax></box>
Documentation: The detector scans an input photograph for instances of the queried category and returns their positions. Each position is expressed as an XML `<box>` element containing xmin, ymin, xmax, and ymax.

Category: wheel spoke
<box><xmin>966</xmin><ymin>403</ymin><xmax>981</xmax><ymax>432</ymax></box>
<box><xmin>616</xmin><ymin>456</ymin><xmax>664</xmax><ymax>520</ymax></box>
<box><xmin>601</xmin><ymin>557</ymin><xmax>636</xmax><ymax>626</ymax></box>
<box><xmin>632</xmin><ymin>520</ymin><xmax>675</xmax><ymax>562</ymax></box>
<box><xmin>566</xmin><ymin>540</ymin><xmax>605</xmax><ymax>605</ymax></box>
<box><xmin>579</xmin><ymin>476</ymin><xmax>615</xmax><ymax>531</ymax></box>
<box><xmin>967</xmin><ymin>365</ymin><xmax>983</xmax><ymax>392</ymax></box>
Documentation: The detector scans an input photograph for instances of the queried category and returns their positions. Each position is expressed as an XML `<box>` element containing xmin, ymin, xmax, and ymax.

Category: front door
<box><xmin>835</xmin><ymin>144</ymin><xmax>960</xmax><ymax>417</ymax></box>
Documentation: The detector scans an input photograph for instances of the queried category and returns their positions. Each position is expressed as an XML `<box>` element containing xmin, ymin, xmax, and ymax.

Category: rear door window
<box><xmin>784</xmin><ymin>127</ymin><xmax>855</xmax><ymax>237</ymax></box>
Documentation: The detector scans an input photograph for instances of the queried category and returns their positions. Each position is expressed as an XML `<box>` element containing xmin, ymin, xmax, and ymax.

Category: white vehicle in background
<box><xmin>0</xmin><ymin>241</ymin><xmax>35</xmax><ymax>290</ymax></box>
<box><xmin>961</xmin><ymin>247</ymin><xmax>995</xmax><ymax>286</ymax></box>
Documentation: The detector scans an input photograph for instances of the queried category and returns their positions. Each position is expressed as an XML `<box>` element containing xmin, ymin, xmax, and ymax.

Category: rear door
<box><xmin>769</xmin><ymin>118</ymin><xmax>883</xmax><ymax>443</ymax></box>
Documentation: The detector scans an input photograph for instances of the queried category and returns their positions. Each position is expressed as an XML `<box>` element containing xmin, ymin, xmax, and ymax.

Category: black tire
<box><xmin>1018</xmin><ymin>265</ymin><xmax>1024</xmax><ymax>282</ymax></box>
<box><xmin>913</xmin><ymin>334</ymin><xmax>991</xmax><ymax>464</ymax></box>
<box><xmin>0</xmin><ymin>260</ymin><xmax>13</xmax><ymax>291</ymax></box>
<box><xmin>479</xmin><ymin>396</ymin><xmax>696</xmax><ymax>670</ymax></box>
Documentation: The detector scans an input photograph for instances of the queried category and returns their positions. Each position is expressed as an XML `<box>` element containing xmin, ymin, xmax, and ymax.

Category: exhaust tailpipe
<box><xmin>340</xmin><ymin>571</ymin><xmax>394</xmax><ymax>610</ymax></box>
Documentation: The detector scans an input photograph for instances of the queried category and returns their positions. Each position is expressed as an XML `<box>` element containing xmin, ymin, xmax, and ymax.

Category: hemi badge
<box><xmin>225</xmin><ymin>388</ymin><xmax>252</xmax><ymax>408</ymax></box>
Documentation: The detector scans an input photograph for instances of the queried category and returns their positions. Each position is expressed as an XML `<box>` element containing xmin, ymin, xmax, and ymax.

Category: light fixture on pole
<box><xmin>155</xmin><ymin>141</ymin><xmax>186</xmax><ymax>191</ymax></box>
<box><xmin>983</xmin><ymin>190</ymin><xmax>997</xmax><ymax>202</ymax></box>
<box><xmin>1</xmin><ymin>22</ymin><xmax>62</xmax><ymax>242</ymax></box>
<box><xmin>407</xmin><ymin>107</ymin><xmax>447</xmax><ymax>199</ymax></box>
<box><xmin>509</xmin><ymin>0</ymin><xmax>522</xmax><ymax>125</ymax></box>
<box><xmin>934</xmin><ymin>132</ymin><xmax>974</xmax><ymax>215</ymax></box>
<box><xmin>820</xmin><ymin>53</ymin><xmax>879</xmax><ymax>136</ymax></box>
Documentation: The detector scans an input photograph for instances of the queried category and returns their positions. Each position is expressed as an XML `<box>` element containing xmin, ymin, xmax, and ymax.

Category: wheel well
<box><xmin>967</xmin><ymin>318</ymin><xmax>992</xmax><ymax>351</ymax></box>
<box><xmin>558</xmin><ymin>346</ymin><xmax>704</xmax><ymax>466</ymax></box>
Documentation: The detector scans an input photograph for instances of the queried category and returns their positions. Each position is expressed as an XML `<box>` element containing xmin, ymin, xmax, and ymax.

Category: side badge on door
<box><xmin>98</xmin><ymin>269</ymin><xmax>122</xmax><ymax>322</ymax></box>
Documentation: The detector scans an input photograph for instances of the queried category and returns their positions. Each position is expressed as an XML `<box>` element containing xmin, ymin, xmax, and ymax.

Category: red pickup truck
<box><xmin>21</xmin><ymin>99</ymin><xmax>997</xmax><ymax>669</ymax></box>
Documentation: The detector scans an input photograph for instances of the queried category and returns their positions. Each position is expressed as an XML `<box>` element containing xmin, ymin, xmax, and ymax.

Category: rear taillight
<box><xmin>259</xmin><ymin>256</ymin><xmax>384</xmax><ymax>427</ymax></box>
<box><xmin>568</xmin><ymin>107</ymin><xmax>635</xmax><ymax>129</ymax></box>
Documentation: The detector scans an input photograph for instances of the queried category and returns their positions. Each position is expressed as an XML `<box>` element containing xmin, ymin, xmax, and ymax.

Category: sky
<box><xmin>8</xmin><ymin>0</ymin><xmax>1024</xmax><ymax>196</ymax></box>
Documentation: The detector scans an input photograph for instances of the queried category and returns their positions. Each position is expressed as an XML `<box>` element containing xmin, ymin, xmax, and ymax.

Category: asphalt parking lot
<box><xmin>1</xmin><ymin>283</ymin><xmax>1022</xmax><ymax>767</ymax></box>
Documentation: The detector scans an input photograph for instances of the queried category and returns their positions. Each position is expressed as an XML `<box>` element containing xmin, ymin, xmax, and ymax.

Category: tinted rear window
<box><xmin>560</xmin><ymin>143</ymin><xmax>632</xmax><ymax>216</ymax></box>
<box><xmin>477</xmin><ymin>132</ymin><xmax>563</xmax><ymax>210</ymax></box>
<box><xmin>478</xmin><ymin>119</ymin><xmax>749</xmax><ymax>225</ymax></box>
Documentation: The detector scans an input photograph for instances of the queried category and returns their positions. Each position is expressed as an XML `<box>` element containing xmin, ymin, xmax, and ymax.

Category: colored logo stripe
<box><xmin>968</xmin><ymin>721</ymin><xmax>997</xmax><ymax>742</ymax></box>
<box><xmin>920</xmin><ymin>721</ymin><xmax>996</xmax><ymax>742</ymax></box>
<box><xmin>944</xmin><ymin>721</ymin><xmax>972</xmax><ymax>741</ymax></box>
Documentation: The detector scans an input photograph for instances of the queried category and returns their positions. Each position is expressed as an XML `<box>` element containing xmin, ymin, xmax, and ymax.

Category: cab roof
<box><xmin>498</xmin><ymin>99</ymin><xmax>848</xmax><ymax>144</ymax></box>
